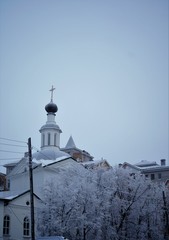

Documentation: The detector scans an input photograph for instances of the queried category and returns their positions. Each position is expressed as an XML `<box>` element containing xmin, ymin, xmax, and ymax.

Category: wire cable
<box><xmin>0</xmin><ymin>137</ymin><xmax>27</xmax><ymax>144</ymax></box>
<box><xmin>0</xmin><ymin>150</ymin><xmax>25</xmax><ymax>154</ymax></box>
<box><xmin>0</xmin><ymin>142</ymin><xmax>27</xmax><ymax>148</ymax></box>
<box><xmin>0</xmin><ymin>158</ymin><xmax>22</xmax><ymax>160</ymax></box>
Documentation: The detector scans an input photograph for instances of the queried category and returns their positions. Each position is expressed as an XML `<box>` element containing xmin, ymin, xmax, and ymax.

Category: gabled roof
<box><xmin>7</xmin><ymin>157</ymin><xmax>29</xmax><ymax>177</ymax></box>
<box><xmin>7</xmin><ymin>154</ymin><xmax>73</xmax><ymax>177</ymax></box>
<box><xmin>122</xmin><ymin>162</ymin><xmax>141</xmax><ymax>171</ymax></box>
<box><xmin>82</xmin><ymin>159</ymin><xmax>111</xmax><ymax>171</ymax></box>
<box><xmin>33</xmin><ymin>156</ymin><xmax>74</xmax><ymax>168</ymax></box>
<box><xmin>0</xmin><ymin>190</ymin><xmax>40</xmax><ymax>201</ymax></box>
<box><xmin>3</xmin><ymin>161</ymin><xmax>18</xmax><ymax>168</ymax></box>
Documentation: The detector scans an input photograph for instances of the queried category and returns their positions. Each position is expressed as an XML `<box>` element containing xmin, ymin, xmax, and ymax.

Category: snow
<box><xmin>0</xmin><ymin>190</ymin><xmax>22</xmax><ymax>200</ymax></box>
<box><xmin>32</xmin><ymin>149</ymin><xmax>70</xmax><ymax>161</ymax></box>
<box><xmin>37</xmin><ymin>167</ymin><xmax>168</xmax><ymax>240</ymax></box>
<box><xmin>82</xmin><ymin>159</ymin><xmax>106</xmax><ymax>165</ymax></box>
<box><xmin>135</xmin><ymin>160</ymin><xmax>158</xmax><ymax>167</ymax></box>
<box><xmin>32</xmin><ymin>155</ymin><xmax>71</xmax><ymax>167</ymax></box>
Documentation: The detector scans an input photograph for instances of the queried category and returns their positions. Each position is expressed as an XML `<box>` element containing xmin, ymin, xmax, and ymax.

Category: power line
<box><xmin>0</xmin><ymin>142</ymin><xmax>27</xmax><ymax>148</ymax></box>
<box><xmin>0</xmin><ymin>158</ymin><xmax>22</xmax><ymax>160</ymax></box>
<box><xmin>0</xmin><ymin>150</ymin><xmax>24</xmax><ymax>154</ymax></box>
<box><xmin>0</xmin><ymin>137</ymin><xmax>27</xmax><ymax>144</ymax></box>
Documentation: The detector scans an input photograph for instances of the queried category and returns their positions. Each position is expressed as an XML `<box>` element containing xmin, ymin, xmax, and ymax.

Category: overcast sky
<box><xmin>0</xmin><ymin>0</ymin><xmax>168</xmax><ymax>173</ymax></box>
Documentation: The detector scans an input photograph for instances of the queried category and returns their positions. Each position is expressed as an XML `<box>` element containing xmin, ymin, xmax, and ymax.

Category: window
<box><xmin>23</xmin><ymin>217</ymin><xmax>30</xmax><ymax>236</ymax></box>
<box><xmin>151</xmin><ymin>174</ymin><xmax>155</xmax><ymax>180</ymax></box>
<box><xmin>48</xmin><ymin>133</ymin><xmax>50</xmax><ymax>145</ymax></box>
<box><xmin>158</xmin><ymin>173</ymin><xmax>162</xmax><ymax>179</ymax></box>
<box><xmin>54</xmin><ymin>133</ymin><xmax>57</xmax><ymax>146</ymax></box>
<box><xmin>42</xmin><ymin>133</ymin><xmax>45</xmax><ymax>147</ymax></box>
<box><xmin>3</xmin><ymin>215</ymin><xmax>10</xmax><ymax>235</ymax></box>
<box><xmin>7</xmin><ymin>179</ymin><xmax>10</xmax><ymax>190</ymax></box>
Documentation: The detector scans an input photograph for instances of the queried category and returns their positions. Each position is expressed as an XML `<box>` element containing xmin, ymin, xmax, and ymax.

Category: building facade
<box><xmin>0</xmin><ymin>86</ymin><xmax>109</xmax><ymax>240</ymax></box>
<box><xmin>121</xmin><ymin>159</ymin><xmax>169</xmax><ymax>185</ymax></box>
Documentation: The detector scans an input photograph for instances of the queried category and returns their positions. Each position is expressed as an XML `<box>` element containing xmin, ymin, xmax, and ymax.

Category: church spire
<box><xmin>39</xmin><ymin>86</ymin><xmax>62</xmax><ymax>150</ymax></box>
<box><xmin>45</xmin><ymin>85</ymin><xmax>58</xmax><ymax>114</ymax></box>
<box><xmin>65</xmin><ymin>135</ymin><xmax>76</xmax><ymax>149</ymax></box>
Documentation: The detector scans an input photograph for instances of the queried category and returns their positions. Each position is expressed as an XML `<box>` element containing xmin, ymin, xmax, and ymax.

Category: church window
<box><xmin>48</xmin><ymin>133</ymin><xmax>51</xmax><ymax>145</ymax></box>
<box><xmin>54</xmin><ymin>133</ymin><xmax>57</xmax><ymax>146</ymax></box>
<box><xmin>23</xmin><ymin>217</ymin><xmax>30</xmax><ymax>236</ymax></box>
<box><xmin>7</xmin><ymin>179</ymin><xmax>10</xmax><ymax>190</ymax></box>
<box><xmin>3</xmin><ymin>215</ymin><xmax>10</xmax><ymax>235</ymax></box>
<box><xmin>42</xmin><ymin>133</ymin><xmax>45</xmax><ymax>147</ymax></box>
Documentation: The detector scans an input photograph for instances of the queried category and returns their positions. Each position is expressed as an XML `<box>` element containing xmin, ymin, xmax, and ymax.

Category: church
<box><xmin>0</xmin><ymin>86</ymin><xmax>110</xmax><ymax>240</ymax></box>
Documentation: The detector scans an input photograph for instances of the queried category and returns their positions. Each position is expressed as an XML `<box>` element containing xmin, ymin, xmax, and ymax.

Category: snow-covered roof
<box><xmin>32</xmin><ymin>149</ymin><xmax>70</xmax><ymax>161</ymax></box>
<box><xmin>122</xmin><ymin>161</ymin><xmax>169</xmax><ymax>173</ymax></box>
<box><xmin>0</xmin><ymin>191</ymin><xmax>19</xmax><ymax>200</ymax></box>
<box><xmin>82</xmin><ymin>159</ymin><xmax>109</xmax><ymax>166</ymax></box>
<box><xmin>6</xmin><ymin>153</ymin><xmax>73</xmax><ymax>177</ymax></box>
<box><xmin>0</xmin><ymin>190</ymin><xmax>40</xmax><ymax>201</ymax></box>
<box><xmin>33</xmin><ymin>156</ymin><xmax>71</xmax><ymax>167</ymax></box>
<box><xmin>82</xmin><ymin>159</ymin><xmax>111</xmax><ymax>170</ymax></box>
<box><xmin>141</xmin><ymin>165</ymin><xmax>169</xmax><ymax>173</ymax></box>
<box><xmin>135</xmin><ymin>160</ymin><xmax>159</xmax><ymax>167</ymax></box>
<box><xmin>3</xmin><ymin>161</ymin><xmax>18</xmax><ymax>167</ymax></box>
<box><xmin>121</xmin><ymin>162</ymin><xmax>141</xmax><ymax>171</ymax></box>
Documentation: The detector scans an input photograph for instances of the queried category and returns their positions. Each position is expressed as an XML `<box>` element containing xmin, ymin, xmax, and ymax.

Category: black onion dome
<box><xmin>45</xmin><ymin>102</ymin><xmax>58</xmax><ymax>113</ymax></box>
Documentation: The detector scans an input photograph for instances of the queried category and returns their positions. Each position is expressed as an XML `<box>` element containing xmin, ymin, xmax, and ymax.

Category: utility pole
<box><xmin>28</xmin><ymin>137</ymin><xmax>35</xmax><ymax>240</ymax></box>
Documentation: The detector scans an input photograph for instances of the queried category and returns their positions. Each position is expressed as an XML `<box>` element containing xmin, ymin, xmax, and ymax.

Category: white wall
<box><xmin>1</xmin><ymin>192</ymin><xmax>41</xmax><ymax>240</ymax></box>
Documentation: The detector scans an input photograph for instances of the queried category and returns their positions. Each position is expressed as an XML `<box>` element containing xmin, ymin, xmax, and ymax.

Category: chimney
<box><xmin>160</xmin><ymin>159</ymin><xmax>166</xmax><ymax>166</ymax></box>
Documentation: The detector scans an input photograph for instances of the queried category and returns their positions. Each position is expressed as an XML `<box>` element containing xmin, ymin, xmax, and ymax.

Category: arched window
<box><xmin>23</xmin><ymin>217</ymin><xmax>30</xmax><ymax>236</ymax></box>
<box><xmin>3</xmin><ymin>215</ymin><xmax>10</xmax><ymax>235</ymax></box>
<box><xmin>54</xmin><ymin>133</ymin><xmax>57</xmax><ymax>146</ymax></box>
<box><xmin>42</xmin><ymin>133</ymin><xmax>45</xmax><ymax>147</ymax></box>
<box><xmin>7</xmin><ymin>179</ymin><xmax>10</xmax><ymax>190</ymax></box>
<box><xmin>48</xmin><ymin>133</ymin><xmax>51</xmax><ymax>145</ymax></box>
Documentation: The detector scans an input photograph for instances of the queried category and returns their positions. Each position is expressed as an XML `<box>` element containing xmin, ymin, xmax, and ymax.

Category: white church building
<box><xmin>0</xmin><ymin>87</ymin><xmax>110</xmax><ymax>240</ymax></box>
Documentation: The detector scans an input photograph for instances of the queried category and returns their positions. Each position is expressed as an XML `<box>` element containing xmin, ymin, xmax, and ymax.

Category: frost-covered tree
<box><xmin>37</xmin><ymin>167</ymin><xmax>168</xmax><ymax>240</ymax></box>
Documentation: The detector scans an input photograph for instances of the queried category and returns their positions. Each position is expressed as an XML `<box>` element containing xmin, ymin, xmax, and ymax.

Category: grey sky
<box><xmin>0</xmin><ymin>0</ymin><xmax>168</xmax><ymax>172</ymax></box>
